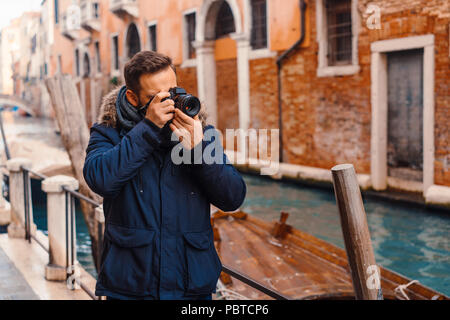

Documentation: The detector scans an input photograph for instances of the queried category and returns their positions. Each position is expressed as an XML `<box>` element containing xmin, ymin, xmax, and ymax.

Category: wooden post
<box><xmin>6</xmin><ymin>158</ymin><xmax>37</xmax><ymax>238</ymax></box>
<box><xmin>42</xmin><ymin>175</ymin><xmax>79</xmax><ymax>282</ymax></box>
<box><xmin>331</xmin><ymin>164</ymin><xmax>383</xmax><ymax>300</ymax></box>
<box><xmin>45</xmin><ymin>75</ymin><xmax>103</xmax><ymax>270</ymax></box>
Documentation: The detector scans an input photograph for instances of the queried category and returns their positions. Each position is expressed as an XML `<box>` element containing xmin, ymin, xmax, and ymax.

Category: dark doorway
<box><xmin>126</xmin><ymin>23</ymin><xmax>141</xmax><ymax>59</ymax></box>
<box><xmin>387</xmin><ymin>49</ymin><xmax>424</xmax><ymax>182</ymax></box>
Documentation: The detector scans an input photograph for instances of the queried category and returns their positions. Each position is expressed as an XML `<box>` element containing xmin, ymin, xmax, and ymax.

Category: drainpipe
<box><xmin>276</xmin><ymin>0</ymin><xmax>307</xmax><ymax>163</ymax></box>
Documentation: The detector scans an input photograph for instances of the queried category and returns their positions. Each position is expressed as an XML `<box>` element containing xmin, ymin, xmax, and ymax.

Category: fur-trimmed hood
<box><xmin>96</xmin><ymin>87</ymin><xmax>208</xmax><ymax>129</ymax></box>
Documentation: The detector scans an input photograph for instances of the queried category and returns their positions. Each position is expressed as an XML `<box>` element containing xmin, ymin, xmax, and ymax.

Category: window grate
<box><xmin>186</xmin><ymin>13</ymin><xmax>196</xmax><ymax>59</ymax></box>
<box><xmin>215</xmin><ymin>1</ymin><xmax>236</xmax><ymax>39</ymax></box>
<box><xmin>251</xmin><ymin>0</ymin><xmax>267</xmax><ymax>49</ymax></box>
<box><xmin>113</xmin><ymin>36</ymin><xmax>119</xmax><ymax>70</ymax></box>
<box><xmin>149</xmin><ymin>24</ymin><xmax>157</xmax><ymax>52</ymax></box>
<box><xmin>326</xmin><ymin>0</ymin><xmax>352</xmax><ymax>66</ymax></box>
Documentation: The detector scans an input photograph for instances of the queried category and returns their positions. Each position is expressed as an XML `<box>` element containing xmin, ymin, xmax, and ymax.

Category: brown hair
<box><xmin>124</xmin><ymin>51</ymin><xmax>176</xmax><ymax>96</ymax></box>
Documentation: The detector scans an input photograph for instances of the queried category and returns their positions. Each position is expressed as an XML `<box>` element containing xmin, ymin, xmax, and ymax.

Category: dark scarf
<box><xmin>115</xmin><ymin>86</ymin><xmax>148</xmax><ymax>131</ymax></box>
<box><xmin>115</xmin><ymin>85</ymin><xmax>178</xmax><ymax>150</ymax></box>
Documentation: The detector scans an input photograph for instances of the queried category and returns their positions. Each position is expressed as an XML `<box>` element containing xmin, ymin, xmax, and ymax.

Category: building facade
<box><xmin>0</xmin><ymin>17</ymin><xmax>21</xmax><ymax>96</ymax></box>
<box><xmin>1</xmin><ymin>0</ymin><xmax>449</xmax><ymax>198</ymax></box>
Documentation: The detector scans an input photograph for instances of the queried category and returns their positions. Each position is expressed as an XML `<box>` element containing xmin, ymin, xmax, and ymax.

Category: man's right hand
<box><xmin>145</xmin><ymin>92</ymin><xmax>175</xmax><ymax>128</ymax></box>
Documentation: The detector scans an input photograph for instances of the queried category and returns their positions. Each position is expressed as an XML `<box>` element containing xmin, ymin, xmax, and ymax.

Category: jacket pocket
<box><xmin>183</xmin><ymin>229</ymin><xmax>222</xmax><ymax>295</ymax></box>
<box><xmin>101</xmin><ymin>223</ymin><xmax>155</xmax><ymax>296</ymax></box>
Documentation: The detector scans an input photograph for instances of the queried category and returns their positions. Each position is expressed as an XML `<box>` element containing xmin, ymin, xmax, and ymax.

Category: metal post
<box><xmin>23</xmin><ymin>169</ymin><xmax>31</xmax><ymax>242</ymax></box>
<box><xmin>331</xmin><ymin>164</ymin><xmax>383</xmax><ymax>300</ymax></box>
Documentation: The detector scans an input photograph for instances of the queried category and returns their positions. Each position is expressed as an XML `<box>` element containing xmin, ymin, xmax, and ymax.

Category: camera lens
<box><xmin>178</xmin><ymin>95</ymin><xmax>201</xmax><ymax>118</ymax></box>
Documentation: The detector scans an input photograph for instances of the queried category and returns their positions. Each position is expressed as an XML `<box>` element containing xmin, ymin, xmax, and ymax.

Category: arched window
<box><xmin>215</xmin><ymin>1</ymin><xmax>235</xmax><ymax>39</ymax></box>
<box><xmin>126</xmin><ymin>23</ymin><xmax>141</xmax><ymax>59</ymax></box>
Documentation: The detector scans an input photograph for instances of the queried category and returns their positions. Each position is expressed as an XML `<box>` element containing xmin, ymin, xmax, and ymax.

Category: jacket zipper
<box><xmin>158</xmin><ymin>157</ymin><xmax>164</xmax><ymax>294</ymax></box>
<box><xmin>138</xmin><ymin>167</ymin><xmax>143</xmax><ymax>193</ymax></box>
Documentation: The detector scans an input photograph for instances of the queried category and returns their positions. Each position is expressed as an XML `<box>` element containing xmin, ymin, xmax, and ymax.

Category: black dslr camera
<box><xmin>162</xmin><ymin>87</ymin><xmax>201</xmax><ymax>118</ymax></box>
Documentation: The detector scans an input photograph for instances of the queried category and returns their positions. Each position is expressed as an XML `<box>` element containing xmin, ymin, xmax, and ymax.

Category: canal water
<box><xmin>28</xmin><ymin>173</ymin><xmax>450</xmax><ymax>296</ymax></box>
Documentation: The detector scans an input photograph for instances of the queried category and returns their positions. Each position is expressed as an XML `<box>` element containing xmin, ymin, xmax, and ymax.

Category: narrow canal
<box><xmin>28</xmin><ymin>173</ymin><xmax>450</xmax><ymax>296</ymax></box>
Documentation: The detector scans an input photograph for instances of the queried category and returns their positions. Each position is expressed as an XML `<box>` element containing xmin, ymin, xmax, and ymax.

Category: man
<box><xmin>83</xmin><ymin>51</ymin><xmax>246</xmax><ymax>300</ymax></box>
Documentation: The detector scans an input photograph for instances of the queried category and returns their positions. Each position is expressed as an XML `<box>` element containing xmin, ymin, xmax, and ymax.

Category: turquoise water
<box><xmin>32</xmin><ymin>200</ymin><xmax>97</xmax><ymax>278</ymax></box>
<box><xmin>29</xmin><ymin>174</ymin><xmax>450</xmax><ymax>296</ymax></box>
<box><xmin>241</xmin><ymin>174</ymin><xmax>450</xmax><ymax>296</ymax></box>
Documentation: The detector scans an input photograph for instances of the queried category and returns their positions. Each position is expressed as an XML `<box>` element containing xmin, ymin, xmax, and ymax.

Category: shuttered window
<box><xmin>185</xmin><ymin>13</ymin><xmax>196</xmax><ymax>59</ymax></box>
<box><xmin>251</xmin><ymin>0</ymin><xmax>267</xmax><ymax>49</ymax></box>
<box><xmin>149</xmin><ymin>24</ymin><xmax>157</xmax><ymax>52</ymax></box>
<box><xmin>112</xmin><ymin>35</ymin><xmax>119</xmax><ymax>71</ymax></box>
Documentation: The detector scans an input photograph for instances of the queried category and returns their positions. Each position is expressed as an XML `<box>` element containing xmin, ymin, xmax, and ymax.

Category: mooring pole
<box><xmin>331</xmin><ymin>164</ymin><xmax>383</xmax><ymax>300</ymax></box>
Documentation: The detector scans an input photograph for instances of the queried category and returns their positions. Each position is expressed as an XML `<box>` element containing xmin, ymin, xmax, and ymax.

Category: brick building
<box><xmin>2</xmin><ymin>0</ymin><xmax>449</xmax><ymax>201</ymax></box>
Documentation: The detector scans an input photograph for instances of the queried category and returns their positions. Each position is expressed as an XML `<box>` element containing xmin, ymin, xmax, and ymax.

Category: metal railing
<box><xmin>16</xmin><ymin>165</ymin><xmax>289</xmax><ymax>300</ymax></box>
<box><xmin>20</xmin><ymin>165</ymin><xmax>98</xmax><ymax>300</ymax></box>
<box><xmin>21</xmin><ymin>167</ymin><xmax>48</xmax><ymax>253</ymax></box>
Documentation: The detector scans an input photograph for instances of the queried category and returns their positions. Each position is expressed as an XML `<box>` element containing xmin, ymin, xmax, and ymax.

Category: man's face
<box><xmin>126</xmin><ymin>66</ymin><xmax>177</xmax><ymax>107</ymax></box>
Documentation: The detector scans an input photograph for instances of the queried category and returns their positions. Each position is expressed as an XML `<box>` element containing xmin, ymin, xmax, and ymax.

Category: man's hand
<box><xmin>145</xmin><ymin>92</ymin><xmax>175</xmax><ymax>128</ymax></box>
<box><xmin>169</xmin><ymin>109</ymin><xmax>203</xmax><ymax>150</ymax></box>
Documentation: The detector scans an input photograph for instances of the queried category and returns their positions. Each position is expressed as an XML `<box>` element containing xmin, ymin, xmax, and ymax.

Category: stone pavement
<box><xmin>0</xmin><ymin>246</ymin><xmax>39</xmax><ymax>300</ymax></box>
<box><xmin>0</xmin><ymin>232</ymin><xmax>96</xmax><ymax>300</ymax></box>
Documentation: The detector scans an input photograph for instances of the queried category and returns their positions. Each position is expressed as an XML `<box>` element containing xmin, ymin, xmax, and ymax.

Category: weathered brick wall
<box><xmin>249</xmin><ymin>57</ymin><xmax>279</xmax><ymax>130</ymax></box>
<box><xmin>247</xmin><ymin>57</ymin><xmax>280</xmax><ymax>160</ymax></box>
<box><xmin>171</xmin><ymin>0</ymin><xmax>449</xmax><ymax>187</ymax></box>
<box><xmin>280</xmin><ymin>1</ymin><xmax>372</xmax><ymax>173</ymax></box>
<box><xmin>216</xmin><ymin>58</ymin><xmax>239</xmax><ymax>132</ymax></box>
<box><xmin>279</xmin><ymin>0</ymin><xmax>449</xmax><ymax>186</ymax></box>
<box><xmin>176</xmin><ymin>66</ymin><xmax>198</xmax><ymax>97</ymax></box>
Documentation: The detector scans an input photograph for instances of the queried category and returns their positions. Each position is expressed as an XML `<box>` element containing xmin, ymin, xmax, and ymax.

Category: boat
<box><xmin>211</xmin><ymin>210</ymin><xmax>449</xmax><ymax>300</ymax></box>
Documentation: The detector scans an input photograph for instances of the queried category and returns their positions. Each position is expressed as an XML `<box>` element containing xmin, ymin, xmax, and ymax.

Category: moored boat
<box><xmin>212</xmin><ymin>210</ymin><xmax>449</xmax><ymax>300</ymax></box>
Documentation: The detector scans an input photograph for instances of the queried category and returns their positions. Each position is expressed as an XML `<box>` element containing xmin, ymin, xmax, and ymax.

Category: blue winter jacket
<box><xmin>82</xmin><ymin>88</ymin><xmax>246</xmax><ymax>299</ymax></box>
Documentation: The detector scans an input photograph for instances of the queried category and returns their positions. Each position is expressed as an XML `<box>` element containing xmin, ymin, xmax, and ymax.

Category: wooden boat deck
<box><xmin>212</xmin><ymin>211</ymin><xmax>449</xmax><ymax>300</ymax></box>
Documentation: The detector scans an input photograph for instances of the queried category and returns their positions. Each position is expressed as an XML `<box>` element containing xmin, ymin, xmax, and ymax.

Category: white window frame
<box><xmin>110</xmin><ymin>32</ymin><xmax>120</xmax><ymax>77</ymax></box>
<box><xmin>147</xmin><ymin>20</ymin><xmax>158</xmax><ymax>52</ymax></box>
<box><xmin>181</xmin><ymin>8</ymin><xmax>198</xmax><ymax>68</ymax></box>
<box><xmin>316</xmin><ymin>0</ymin><xmax>360</xmax><ymax>77</ymax></box>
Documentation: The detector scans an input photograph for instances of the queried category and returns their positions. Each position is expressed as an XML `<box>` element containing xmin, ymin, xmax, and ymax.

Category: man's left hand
<box><xmin>169</xmin><ymin>109</ymin><xmax>203</xmax><ymax>150</ymax></box>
